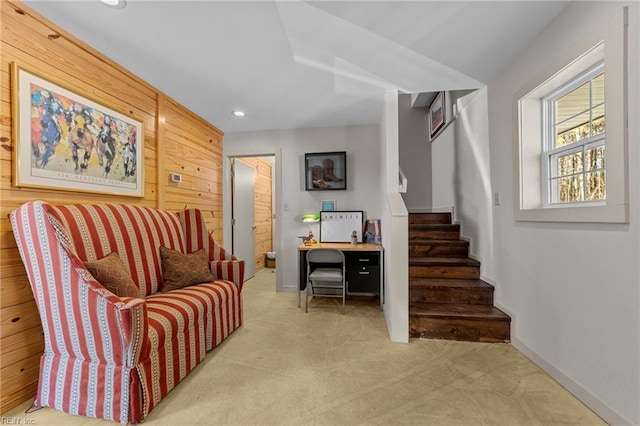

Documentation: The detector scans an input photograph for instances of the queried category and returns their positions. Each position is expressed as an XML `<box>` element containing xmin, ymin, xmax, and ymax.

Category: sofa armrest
<box><xmin>210</xmin><ymin>259</ymin><xmax>245</xmax><ymax>292</ymax></box>
<box><xmin>56</xmin><ymin>250</ymin><xmax>151</xmax><ymax>367</ymax></box>
<box><xmin>11</xmin><ymin>201</ymin><xmax>150</xmax><ymax>367</ymax></box>
<box><xmin>75</xmin><ymin>267</ymin><xmax>150</xmax><ymax>365</ymax></box>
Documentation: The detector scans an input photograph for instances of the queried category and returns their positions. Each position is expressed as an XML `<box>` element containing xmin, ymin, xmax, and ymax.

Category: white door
<box><xmin>232</xmin><ymin>159</ymin><xmax>255</xmax><ymax>280</ymax></box>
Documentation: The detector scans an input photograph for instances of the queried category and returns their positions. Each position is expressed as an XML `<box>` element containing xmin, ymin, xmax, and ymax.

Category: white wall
<box><xmin>431</xmin><ymin>117</ymin><xmax>456</xmax><ymax>211</ymax></box>
<box><xmin>379</xmin><ymin>90</ymin><xmax>409</xmax><ymax>343</ymax></box>
<box><xmin>431</xmin><ymin>89</ymin><xmax>494</xmax><ymax>272</ymax></box>
<box><xmin>485</xmin><ymin>3</ymin><xmax>638</xmax><ymax>424</ymax></box>
<box><xmin>398</xmin><ymin>93</ymin><xmax>432</xmax><ymax>211</ymax></box>
<box><xmin>223</xmin><ymin>125</ymin><xmax>382</xmax><ymax>293</ymax></box>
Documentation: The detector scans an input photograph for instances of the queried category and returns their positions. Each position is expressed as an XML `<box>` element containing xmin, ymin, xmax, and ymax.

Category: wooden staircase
<box><xmin>408</xmin><ymin>212</ymin><xmax>511</xmax><ymax>343</ymax></box>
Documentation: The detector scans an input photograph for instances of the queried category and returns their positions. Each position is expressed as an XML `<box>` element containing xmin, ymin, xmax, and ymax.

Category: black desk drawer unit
<box><xmin>346</xmin><ymin>252</ymin><xmax>380</xmax><ymax>293</ymax></box>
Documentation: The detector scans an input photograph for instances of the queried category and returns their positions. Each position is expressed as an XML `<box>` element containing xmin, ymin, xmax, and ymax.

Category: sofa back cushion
<box><xmin>53</xmin><ymin>204</ymin><xmax>186</xmax><ymax>296</ymax></box>
<box><xmin>177</xmin><ymin>209</ymin><xmax>233</xmax><ymax>261</ymax></box>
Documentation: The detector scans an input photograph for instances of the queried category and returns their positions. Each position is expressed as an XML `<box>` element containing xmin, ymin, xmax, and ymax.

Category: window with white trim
<box><xmin>542</xmin><ymin>63</ymin><xmax>606</xmax><ymax>206</ymax></box>
<box><xmin>513</xmin><ymin>7</ymin><xmax>629</xmax><ymax>224</ymax></box>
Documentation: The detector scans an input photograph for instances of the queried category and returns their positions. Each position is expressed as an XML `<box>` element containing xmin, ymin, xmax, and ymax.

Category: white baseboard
<box><xmin>511</xmin><ymin>336</ymin><xmax>633</xmax><ymax>426</ymax></box>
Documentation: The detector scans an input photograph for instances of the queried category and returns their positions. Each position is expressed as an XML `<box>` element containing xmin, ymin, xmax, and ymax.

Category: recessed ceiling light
<box><xmin>100</xmin><ymin>0</ymin><xmax>127</xmax><ymax>9</ymax></box>
<box><xmin>232</xmin><ymin>110</ymin><xmax>246</xmax><ymax>117</ymax></box>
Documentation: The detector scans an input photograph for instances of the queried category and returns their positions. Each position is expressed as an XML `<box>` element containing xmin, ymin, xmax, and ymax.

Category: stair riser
<box><xmin>409</xmin><ymin>213</ymin><xmax>451</xmax><ymax>225</ymax></box>
<box><xmin>409</xmin><ymin>266</ymin><xmax>480</xmax><ymax>279</ymax></box>
<box><xmin>409</xmin><ymin>317</ymin><xmax>510</xmax><ymax>343</ymax></box>
<box><xmin>409</xmin><ymin>230</ymin><xmax>460</xmax><ymax>240</ymax></box>
<box><xmin>407</xmin><ymin>215</ymin><xmax>512</xmax><ymax>344</ymax></box>
<box><xmin>409</xmin><ymin>244</ymin><xmax>468</xmax><ymax>258</ymax></box>
<box><xmin>409</xmin><ymin>288</ymin><xmax>493</xmax><ymax>305</ymax></box>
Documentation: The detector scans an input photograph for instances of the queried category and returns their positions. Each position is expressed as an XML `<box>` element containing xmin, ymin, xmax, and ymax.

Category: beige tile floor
<box><xmin>6</xmin><ymin>268</ymin><xmax>605</xmax><ymax>425</ymax></box>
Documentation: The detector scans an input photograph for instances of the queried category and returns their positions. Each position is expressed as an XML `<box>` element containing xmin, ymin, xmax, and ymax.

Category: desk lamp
<box><xmin>300</xmin><ymin>214</ymin><xmax>320</xmax><ymax>245</ymax></box>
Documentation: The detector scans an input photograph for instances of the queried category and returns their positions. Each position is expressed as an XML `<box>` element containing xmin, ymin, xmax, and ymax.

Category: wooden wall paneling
<box><xmin>163</xmin><ymin>131</ymin><xmax>223</xmax><ymax>178</ymax></box>
<box><xmin>0</xmin><ymin>70</ymin><xmax>9</xmax><ymax>111</ymax></box>
<box><xmin>0</xmin><ymin>1</ymin><xmax>225</xmax><ymax>414</ymax></box>
<box><xmin>254</xmin><ymin>159</ymin><xmax>273</xmax><ymax>270</ymax></box>
<box><xmin>0</xmin><ymin>300</ymin><xmax>40</xmax><ymax>340</ymax></box>
<box><xmin>0</xmin><ymin>326</ymin><xmax>44</xmax><ymax>370</ymax></box>
<box><xmin>0</xmin><ymin>326</ymin><xmax>44</xmax><ymax>412</ymax></box>
<box><xmin>0</xmin><ymin>223</ymin><xmax>19</xmax><ymax>250</ymax></box>
<box><xmin>162</xmin><ymin>97</ymin><xmax>223</xmax><ymax>140</ymax></box>
<box><xmin>0</xmin><ymin>218</ymin><xmax>15</xmax><ymax>236</ymax></box>
<box><xmin>0</xmin><ymin>74</ymin><xmax>12</xmax><ymax>133</ymax></box>
<box><xmin>0</xmin><ymin>352</ymin><xmax>40</xmax><ymax>413</ymax></box>
<box><xmin>162</xmin><ymin>98</ymin><xmax>224</xmax><ymax>244</ymax></box>
<box><xmin>0</xmin><ymin>274</ymin><xmax>32</xmax><ymax>308</ymax></box>
<box><xmin>157</xmin><ymin>94</ymin><xmax>168</xmax><ymax>209</ymax></box>
<box><xmin>0</xmin><ymin>246</ymin><xmax>27</xmax><ymax>282</ymax></box>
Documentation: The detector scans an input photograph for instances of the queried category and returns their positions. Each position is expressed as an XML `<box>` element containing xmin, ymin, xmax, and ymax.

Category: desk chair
<box><xmin>305</xmin><ymin>248</ymin><xmax>346</xmax><ymax>314</ymax></box>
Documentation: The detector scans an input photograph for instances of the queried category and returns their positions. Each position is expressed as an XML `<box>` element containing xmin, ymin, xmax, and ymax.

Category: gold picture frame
<box><xmin>11</xmin><ymin>63</ymin><xmax>144</xmax><ymax>197</ymax></box>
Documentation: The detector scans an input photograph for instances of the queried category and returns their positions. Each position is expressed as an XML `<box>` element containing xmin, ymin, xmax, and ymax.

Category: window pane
<box><xmin>557</xmin><ymin>151</ymin><xmax>583</xmax><ymax>176</ymax></box>
<box><xmin>592</xmin><ymin>105</ymin><xmax>605</xmax><ymax>136</ymax></box>
<box><xmin>556</xmin><ymin>111</ymin><xmax>590</xmax><ymax>147</ymax></box>
<box><xmin>542</xmin><ymin>66</ymin><xmax>606</xmax><ymax>206</ymax></box>
<box><xmin>586</xmin><ymin>145</ymin><xmax>605</xmax><ymax>171</ymax></box>
<box><xmin>592</xmin><ymin>73</ymin><xmax>605</xmax><ymax>108</ymax></box>
<box><xmin>585</xmin><ymin>171</ymin><xmax>606</xmax><ymax>200</ymax></box>
<box><xmin>556</xmin><ymin>81</ymin><xmax>590</xmax><ymax>124</ymax></box>
<box><xmin>557</xmin><ymin>175</ymin><xmax>584</xmax><ymax>202</ymax></box>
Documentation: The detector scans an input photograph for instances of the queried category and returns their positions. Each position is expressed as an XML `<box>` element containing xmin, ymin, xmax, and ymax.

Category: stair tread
<box><xmin>409</xmin><ymin>224</ymin><xmax>459</xmax><ymax>229</ymax></box>
<box><xmin>409</xmin><ymin>257</ymin><xmax>480</xmax><ymax>266</ymax></box>
<box><xmin>409</xmin><ymin>212</ymin><xmax>451</xmax><ymax>216</ymax></box>
<box><xmin>409</xmin><ymin>303</ymin><xmax>511</xmax><ymax>320</ymax></box>
<box><xmin>409</xmin><ymin>278</ymin><xmax>494</xmax><ymax>289</ymax></box>
<box><xmin>409</xmin><ymin>239</ymin><xmax>468</xmax><ymax>245</ymax></box>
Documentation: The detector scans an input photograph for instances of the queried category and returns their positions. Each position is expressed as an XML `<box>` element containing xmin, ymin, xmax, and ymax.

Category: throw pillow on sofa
<box><xmin>85</xmin><ymin>252</ymin><xmax>140</xmax><ymax>298</ymax></box>
<box><xmin>160</xmin><ymin>246</ymin><xmax>214</xmax><ymax>292</ymax></box>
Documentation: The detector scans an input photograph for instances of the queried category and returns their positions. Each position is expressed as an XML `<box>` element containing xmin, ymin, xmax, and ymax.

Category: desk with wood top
<box><xmin>298</xmin><ymin>243</ymin><xmax>384</xmax><ymax>308</ymax></box>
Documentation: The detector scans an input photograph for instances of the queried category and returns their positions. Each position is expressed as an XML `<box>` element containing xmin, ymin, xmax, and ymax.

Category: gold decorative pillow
<box><xmin>160</xmin><ymin>247</ymin><xmax>214</xmax><ymax>292</ymax></box>
<box><xmin>85</xmin><ymin>252</ymin><xmax>139</xmax><ymax>298</ymax></box>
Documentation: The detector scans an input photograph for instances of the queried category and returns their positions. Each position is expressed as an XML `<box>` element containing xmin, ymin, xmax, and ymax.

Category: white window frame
<box><xmin>541</xmin><ymin>62</ymin><xmax>606</xmax><ymax>207</ymax></box>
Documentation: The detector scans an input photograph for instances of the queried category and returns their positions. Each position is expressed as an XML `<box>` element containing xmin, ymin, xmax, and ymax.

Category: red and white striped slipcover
<box><xmin>10</xmin><ymin>201</ymin><xmax>244</xmax><ymax>424</ymax></box>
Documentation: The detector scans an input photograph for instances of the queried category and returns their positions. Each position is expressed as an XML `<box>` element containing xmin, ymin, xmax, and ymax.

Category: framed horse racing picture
<box><xmin>11</xmin><ymin>63</ymin><xmax>144</xmax><ymax>197</ymax></box>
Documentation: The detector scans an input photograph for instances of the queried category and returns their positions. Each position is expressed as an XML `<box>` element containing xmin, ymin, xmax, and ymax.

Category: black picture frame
<box><xmin>320</xmin><ymin>211</ymin><xmax>363</xmax><ymax>242</ymax></box>
<box><xmin>429</xmin><ymin>91</ymin><xmax>446</xmax><ymax>139</ymax></box>
<box><xmin>305</xmin><ymin>151</ymin><xmax>346</xmax><ymax>191</ymax></box>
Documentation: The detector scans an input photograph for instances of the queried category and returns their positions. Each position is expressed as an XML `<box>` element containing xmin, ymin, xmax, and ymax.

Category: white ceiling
<box><xmin>23</xmin><ymin>0</ymin><xmax>569</xmax><ymax>134</ymax></box>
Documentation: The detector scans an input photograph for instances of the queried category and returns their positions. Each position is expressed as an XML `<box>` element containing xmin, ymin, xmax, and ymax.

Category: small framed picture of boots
<box><xmin>305</xmin><ymin>151</ymin><xmax>346</xmax><ymax>191</ymax></box>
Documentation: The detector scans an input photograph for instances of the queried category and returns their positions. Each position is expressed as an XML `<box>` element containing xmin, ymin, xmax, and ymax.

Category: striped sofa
<box><xmin>10</xmin><ymin>201</ymin><xmax>244</xmax><ymax>424</ymax></box>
